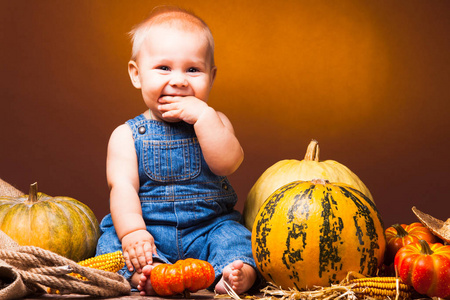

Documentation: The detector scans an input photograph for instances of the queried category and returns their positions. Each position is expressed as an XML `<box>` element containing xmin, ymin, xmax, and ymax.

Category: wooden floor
<box><xmin>23</xmin><ymin>290</ymin><xmax>233</xmax><ymax>300</ymax></box>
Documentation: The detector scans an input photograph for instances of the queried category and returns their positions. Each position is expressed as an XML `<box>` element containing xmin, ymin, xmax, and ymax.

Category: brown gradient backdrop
<box><xmin>1</xmin><ymin>1</ymin><xmax>449</xmax><ymax>228</ymax></box>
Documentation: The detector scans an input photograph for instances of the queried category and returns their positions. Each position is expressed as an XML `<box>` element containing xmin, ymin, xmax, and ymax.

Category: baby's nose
<box><xmin>169</xmin><ymin>72</ymin><xmax>188</xmax><ymax>87</ymax></box>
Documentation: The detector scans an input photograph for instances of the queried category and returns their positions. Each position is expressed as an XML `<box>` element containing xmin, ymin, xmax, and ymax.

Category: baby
<box><xmin>95</xmin><ymin>6</ymin><xmax>258</xmax><ymax>296</ymax></box>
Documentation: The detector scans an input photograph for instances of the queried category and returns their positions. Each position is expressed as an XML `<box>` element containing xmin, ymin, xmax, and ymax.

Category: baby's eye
<box><xmin>187</xmin><ymin>67</ymin><xmax>200</xmax><ymax>73</ymax></box>
<box><xmin>157</xmin><ymin>66</ymin><xmax>170</xmax><ymax>71</ymax></box>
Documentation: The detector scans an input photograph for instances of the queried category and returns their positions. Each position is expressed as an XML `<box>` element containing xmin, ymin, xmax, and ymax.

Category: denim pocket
<box><xmin>143</xmin><ymin>137</ymin><xmax>201</xmax><ymax>182</ymax></box>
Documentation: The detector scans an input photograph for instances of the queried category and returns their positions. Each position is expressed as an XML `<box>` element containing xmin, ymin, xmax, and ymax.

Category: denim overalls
<box><xmin>96</xmin><ymin>114</ymin><xmax>256</xmax><ymax>285</ymax></box>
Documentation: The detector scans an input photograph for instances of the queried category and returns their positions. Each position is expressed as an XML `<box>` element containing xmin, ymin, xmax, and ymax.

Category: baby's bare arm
<box><xmin>107</xmin><ymin>125</ymin><xmax>157</xmax><ymax>271</ymax></box>
<box><xmin>158</xmin><ymin>96</ymin><xmax>244</xmax><ymax>175</ymax></box>
<box><xmin>194</xmin><ymin>108</ymin><xmax>243</xmax><ymax>175</ymax></box>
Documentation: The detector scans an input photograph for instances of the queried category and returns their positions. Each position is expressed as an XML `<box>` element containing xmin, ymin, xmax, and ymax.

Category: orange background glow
<box><xmin>1</xmin><ymin>1</ymin><xmax>449</xmax><ymax>228</ymax></box>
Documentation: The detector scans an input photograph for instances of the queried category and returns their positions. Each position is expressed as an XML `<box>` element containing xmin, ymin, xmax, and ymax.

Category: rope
<box><xmin>0</xmin><ymin>245</ymin><xmax>130</xmax><ymax>297</ymax></box>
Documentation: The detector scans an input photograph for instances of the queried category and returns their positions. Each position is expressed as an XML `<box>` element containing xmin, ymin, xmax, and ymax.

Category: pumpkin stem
<box><xmin>311</xmin><ymin>178</ymin><xmax>329</xmax><ymax>185</ymax></box>
<box><xmin>304</xmin><ymin>139</ymin><xmax>320</xmax><ymax>161</ymax></box>
<box><xmin>28</xmin><ymin>182</ymin><xmax>39</xmax><ymax>204</ymax></box>
<box><xmin>419</xmin><ymin>239</ymin><xmax>434</xmax><ymax>255</ymax></box>
<box><xmin>392</xmin><ymin>224</ymin><xmax>409</xmax><ymax>238</ymax></box>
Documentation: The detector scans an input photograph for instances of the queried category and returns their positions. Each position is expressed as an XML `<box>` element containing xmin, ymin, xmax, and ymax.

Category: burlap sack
<box><xmin>0</xmin><ymin>259</ymin><xmax>28</xmax><ymax>299</ymax></box>
<box><xmin>0</xmin><ymin>230</ymin><xmax>29</xmax><ymax>299</ymax></box>
<box><xmin>0</xmin><ymin>179</ymin><xmax>29</xmax><ymax>298</ymax></box>
<box><xmin>0</xmin><ymin>178</ymin><xmax>24</xmax><ymax>197</ymax></box>
<box><xmin>0</xmin><ymin>230</ymin><xmax>18</xmax><ymax>251</ymax></box>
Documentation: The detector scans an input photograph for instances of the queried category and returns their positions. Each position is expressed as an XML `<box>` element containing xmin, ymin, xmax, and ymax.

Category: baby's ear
<box><xmin>210</xmin><ymin>66</ymin><xmax>217</xmax><ymax>87</ymax></box>
<box><xmin>128</xmin><ymin>60</ymin><xmax>141</xmax><ymax>89</ymax></box>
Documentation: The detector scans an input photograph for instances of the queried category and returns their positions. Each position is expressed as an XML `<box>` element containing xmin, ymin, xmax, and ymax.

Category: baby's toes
<box><xmin>231</xmin><ymin>260</ymin><xmax>244</xmax><ymax>270</ymax></box>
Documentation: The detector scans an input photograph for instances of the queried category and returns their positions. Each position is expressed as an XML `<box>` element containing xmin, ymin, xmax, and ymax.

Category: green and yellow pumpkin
<box><xmin>0</xmin><ymin>183</ymin><xmax>100</xmax><ymax>262</ymax></box>
<box><xmin>252</xmin><ymin>179</ymin><xmax>385</xmax><ymax>290</ymax></box>
<box><xmin>244</xmin><ymin>139</ymin><xmax>374</xmax><ymax>230</ymax></box>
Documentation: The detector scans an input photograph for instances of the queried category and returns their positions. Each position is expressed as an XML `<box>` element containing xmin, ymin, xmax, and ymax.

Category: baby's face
<box><xmin>131</xmin><ymin>25</ymin><xmax>216</xmax><ymax>120</ymax></box>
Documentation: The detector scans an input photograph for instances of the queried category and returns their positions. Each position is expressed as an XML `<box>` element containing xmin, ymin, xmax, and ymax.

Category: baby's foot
<box><xmin>215</xmin><ymin>260</ymin><xmax>257</xmax><ymax>295</ymax></box>
<box><xmin>137</xmin><ymin>264</ymin><xmax>156</xmax><ymax>296</ymax></box>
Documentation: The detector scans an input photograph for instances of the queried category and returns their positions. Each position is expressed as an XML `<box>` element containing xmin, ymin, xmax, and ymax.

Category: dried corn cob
<box><xmin>71</xmin><ymin>250</ymin><xmax>125</xmax><ymax>280</ymax></box>
<box><xmin>348</xmin><ymin>277</ymin><xmax>413</xmax><ymax>300</ymax></box>
<box><xmin>47</xmin><ymin>251</ymin><xmax>125</xmax><ymax>294</ymax></box>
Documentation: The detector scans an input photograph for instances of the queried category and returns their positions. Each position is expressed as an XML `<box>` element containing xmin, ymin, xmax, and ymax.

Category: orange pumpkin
<box><xmin>395</xmin><ymin>240</ymin><xmax>450</xmax><ymax>298</ymax></box>
<box><xmin>0</xmin><ymin>183</ymin><xmax>100</xmax><ymax>261</ymax></box>
<box><xmin>385</xmin><ymin>222</ymin><xmax>438</xmax><ymax>264</ymax></box>
<box><xmin>150</xmin><ymin>258</ymin><xmax>215</xmax><ymax>296</ymax></box>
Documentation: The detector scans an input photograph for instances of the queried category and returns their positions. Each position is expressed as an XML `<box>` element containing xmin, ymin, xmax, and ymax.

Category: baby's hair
<box><xmin>128</xmin><ymin>6</ymin><xmax>215</xmax><ymax>66</ymax></box>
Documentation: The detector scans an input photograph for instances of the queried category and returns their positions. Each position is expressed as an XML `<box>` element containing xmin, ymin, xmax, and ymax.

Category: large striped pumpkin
<box><xmin>0</xmin><ymin>183</ymin><xmax>100</xmax><ymax>262</ymax></box>
<box><xmin>252</xmin><ymin>179</ymin><xmax>385</xmax><ymax>290</ymax></box>
<box><xmin>244</xmin><ymin>139</ymin><xmax>373</xmax><ymax>230</ymax></box>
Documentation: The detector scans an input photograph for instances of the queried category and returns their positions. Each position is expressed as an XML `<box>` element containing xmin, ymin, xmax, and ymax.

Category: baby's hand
<box><xmin>121</xmin><ymin>229</ymin><xmax>157</xmax><ymax>273</ymax></box>
<box><xmin>158</xmin><ymin>96</ymin><xmax>208</xmax><ymax>124</ymax></box>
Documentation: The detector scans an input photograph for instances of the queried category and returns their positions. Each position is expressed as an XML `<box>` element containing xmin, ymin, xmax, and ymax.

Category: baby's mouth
<box><xmin>161</xmin><ymin>94</ymin><xmax>187</xmax><ymax>97</ymax></box>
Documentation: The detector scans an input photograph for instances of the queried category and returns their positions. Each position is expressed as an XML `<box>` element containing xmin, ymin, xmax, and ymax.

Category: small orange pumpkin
<box><xmin>150</xmin><ymin>258</ymin><xmax>215</xmax><ymax>296</ymax></box>
<box><xmin>395</xmin><ymin>240</ymin><xmax>450</xmax><ymax>298</ymax></box>
<box><xmin>385</xmin><ymin>222</ymin><xmax>438</xmax><ymax>264</ymax></box>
